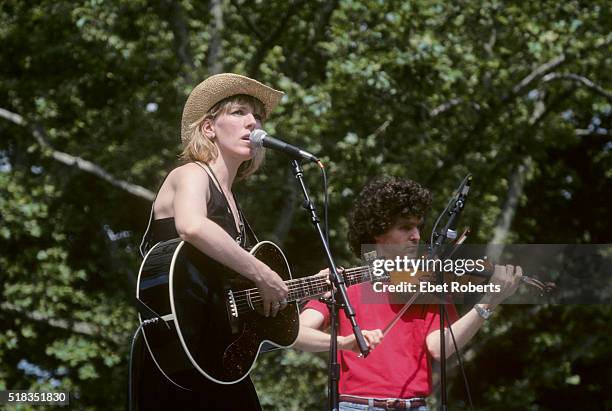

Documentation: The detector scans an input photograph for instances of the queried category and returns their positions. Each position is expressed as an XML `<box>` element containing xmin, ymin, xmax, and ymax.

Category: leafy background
<box><xmin>1</xmin><ymin>1</ymin><xmax>610</xmax><ymax>410</ymax></box>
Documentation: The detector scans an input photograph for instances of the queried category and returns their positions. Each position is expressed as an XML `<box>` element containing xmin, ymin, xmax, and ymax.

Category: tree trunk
<box><xmin>208</xmin><ymin>0</ymin><xmax>224</xmax><ymax>75</ymax></box>
<box><xmin>486</xmin><ymin>158</ymin><xmax>531</xmax><ymax>261</ymax></box>
<box><xmin>273</xmin><ymin>169</ymin><xmax>298</xmax><ymax>246</ymax></box>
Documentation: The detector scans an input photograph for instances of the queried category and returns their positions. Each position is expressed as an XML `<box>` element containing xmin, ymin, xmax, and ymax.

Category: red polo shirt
<box><xmin>304</xmin><ymin>284</ymin><xmax>458</xmax><ymax>399</ymax></box>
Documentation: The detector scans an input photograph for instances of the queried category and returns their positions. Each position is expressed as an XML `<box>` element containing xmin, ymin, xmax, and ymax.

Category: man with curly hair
<box><xmin>294</xmin><ymin>177</ymin><xmax>522</xmax><ymax>411</ymax></box>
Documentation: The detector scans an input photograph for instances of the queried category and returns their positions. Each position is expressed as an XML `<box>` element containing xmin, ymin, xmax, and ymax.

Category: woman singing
<box><xmin>135</xmin><ymin>73</ymin><xmax>289</xmax><ymax>410</ymax></box>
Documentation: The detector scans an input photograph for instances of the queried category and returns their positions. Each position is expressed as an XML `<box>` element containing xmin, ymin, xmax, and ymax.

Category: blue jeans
<box><xmin>339</xmin><ymin>401</ymin><xmax>429</xmax><ymax>411</ymax></box>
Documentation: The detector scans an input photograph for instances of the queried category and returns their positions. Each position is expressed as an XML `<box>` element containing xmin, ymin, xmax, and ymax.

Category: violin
<box><xmin>388</xmin><ymin>261</ymin><xmax>555</xmax><ymax>295</ymax></box>
<box><xmin>385</xmin><ymin>227</ymin><xmax>554</xmax><ymax>294</ymax></box>
<box><xmin>379</xmin><ymin>228</ymin><xmax>555</xmax><ymax>336</ymax></box>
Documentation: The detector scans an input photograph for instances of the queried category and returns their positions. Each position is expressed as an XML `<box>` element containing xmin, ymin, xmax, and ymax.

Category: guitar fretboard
<box><xmin>231</xmin><ymin>266</ymin><xmax>378</xmax><ymax>314</ymax></box>
<box><xmin>286</xmin><ymin>266</ymin><xmax>373</xmax><ymax>301</ymax></box>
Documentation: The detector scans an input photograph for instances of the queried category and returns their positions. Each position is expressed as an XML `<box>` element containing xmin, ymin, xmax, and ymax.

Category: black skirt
<box><xmin>133</xmin><ymin>338</ymin><xmax>262</xmax><ymax>411</ymax></box>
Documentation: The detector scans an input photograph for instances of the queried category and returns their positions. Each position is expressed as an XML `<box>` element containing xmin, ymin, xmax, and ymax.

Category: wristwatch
<box><xmin>475</xmin><ymin>304</ymin><xmax>493</xmax><ymax>320</ymax></box>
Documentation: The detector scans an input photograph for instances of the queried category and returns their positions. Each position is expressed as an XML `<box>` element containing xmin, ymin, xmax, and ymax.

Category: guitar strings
<box><xmin>232</xmin><ymin>269</ymin><xmax>373</xmax><ymax>310</ymax></box>
<box><xmin>232</xmin><ymin>267</ymin><xmax>375</xmax><ymax>312</ymax></box>
<box><xmin>233</xmin><ymin>277</ymin><xmax>330</xmax><ymax>309</ymax></box>
<box><xmin>231</xmin><ymin>266</ymin><xmax>371</xmax><ymax>302</ymax></box>
<box><xmin>232</xmin><ymin>267</ymin><xmax>370</xmax><ymax>297</ymax></box>
<box><xmin>231</xmin><ymin>267</ymin><xmax>374</xmax><ymax>310</ymax></box>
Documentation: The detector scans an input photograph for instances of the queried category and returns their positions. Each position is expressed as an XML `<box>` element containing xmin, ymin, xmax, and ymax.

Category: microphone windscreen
<box><xmin>249</xmin><ymin>129</ymin><xmax>267</xmax><ymax>147</ymax></box>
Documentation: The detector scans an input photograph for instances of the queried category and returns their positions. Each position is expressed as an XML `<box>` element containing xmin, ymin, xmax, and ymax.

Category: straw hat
<box><xmin>181</xmin><ymin>73</ymin><xmax>284</xmax><ymax>143</ymax></box>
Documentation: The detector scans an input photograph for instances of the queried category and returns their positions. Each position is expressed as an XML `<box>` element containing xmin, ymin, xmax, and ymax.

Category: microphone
<box><xmin>433</xmin><ymin>174</ymin><xmax>472</xmax><ymax>246</ymax></box>
<box><xmin>445</xmin><ymin>174</ymin><xmax>472</xmax><ymax>239</ymax></box>
<box><xmin>250</xmin><ymin>129</ymin><xmax>319</xmax><ymax>163</ymax></box>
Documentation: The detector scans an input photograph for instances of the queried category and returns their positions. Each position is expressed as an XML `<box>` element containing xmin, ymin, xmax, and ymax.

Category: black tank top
<box><xmin>135</xmin><ymin>166</ymin><xmax>261</xmax><ymax>411</ymax></box>
<box><xmin>150</xmin><ymin>161</ymin><xmax>252</xmax><ymax>244</ymax></box>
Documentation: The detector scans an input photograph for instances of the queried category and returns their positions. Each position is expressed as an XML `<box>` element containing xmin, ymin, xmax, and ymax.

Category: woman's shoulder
<box><xmin>154</xmin><ymin>163</ymin><xmax>212</xmax><ymax>217</ymax></box>
<box><xmin>168</xmin><ymin>162</ymin><xmax>210</xmax><ymax>184</ymax></box>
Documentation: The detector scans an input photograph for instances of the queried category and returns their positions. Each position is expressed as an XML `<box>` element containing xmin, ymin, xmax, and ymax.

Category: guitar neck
<box><xmin>237</xmin><ymin>265</ymin><xmax>374</xmax><ymax>305</ymax></box>
<box><xmin>286</xmin><ymin>265</ymin><xmax>373</xmax><ymax>302</ymax></box>
<box><xmin>228</xmin><ymin>265</ymin><xmax>381</xmax><ymax>316</ymax></box>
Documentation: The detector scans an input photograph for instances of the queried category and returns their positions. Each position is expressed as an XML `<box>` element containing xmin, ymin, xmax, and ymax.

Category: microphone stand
<box><xmin>429</xmin><ymin>174</ymin><xmax>472</xmax><ymax>411</ymax></box>
<box><xmin>290</xmin><ymin>160</ymin><xmax>370</xmax><ymax>411</ymax></box>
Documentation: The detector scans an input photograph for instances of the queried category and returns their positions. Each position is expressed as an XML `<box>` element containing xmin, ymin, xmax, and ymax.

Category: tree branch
<box><xmin>430</xmin><ymin>98</ymin><xmax>463</xmax><ymax>117</ymax></box>
<box><xmin>426</xmin><ymin>54</ymin><xmax>569</xmax><ymax>187</ymax></box>
<box><xmin>575</xmin><ymin>128</ymin><xmax>609</xmax><ymax>136</ymax></box>
<box><xmin>0</xmin><ymin>107</ymin><xmax>23</xmax><ymax>124</ymax></box>
<box><xmin>428</xmin><ymin>98</ymin><xmax>481</xmax><ymax>118</ymax></box>
<box><xmin>484</xmin><ymin>27</ymin><xmax>497</xmax><ymax>57</ymax></box>
<box><xmin>0</xmin><ymin>302</ymin><xmax>122</xmax><ymax>345</ymax></box>
<box><xmin>0</xmin><ymin>108</ymin><xmax>155</xmax><ymax>201</ymax></box>
<box><xmin>540</xmin><ymin>72</ymin><xmax>612</xmax><ymax>102</ymax></box>
<box><xmin>509</xmin><ymin>54</ymin><xmax>566</xmax><ymax>98</ymax></box>
<box><xmin>369</xmin><ymin>118</ymin><xmax>392</xmax><ymax>138</ymax></box>
<box><xmin>528</xmin><ymin>90</ymin><xmax>547</xmax><ymax>126</ymax></box>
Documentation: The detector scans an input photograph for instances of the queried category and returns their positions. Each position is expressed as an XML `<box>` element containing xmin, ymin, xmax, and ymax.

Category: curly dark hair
<box><xmin>348</xmin><ymin>177</ymin><xmax>432</xmax><ymax>257</ymax></box>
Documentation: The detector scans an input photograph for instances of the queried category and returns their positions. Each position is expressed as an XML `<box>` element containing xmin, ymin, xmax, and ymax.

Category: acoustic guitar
<box><xmin>136</xmin><ymin>239</ymin><xmax>381</xmax><ymax>388</ymax></box>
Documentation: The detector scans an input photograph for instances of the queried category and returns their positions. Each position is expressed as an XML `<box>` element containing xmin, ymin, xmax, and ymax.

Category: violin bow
<box><xmin>379</xmin><ymin>230</ymin><xmax>471</xmax><ymax>338</ymax></box>
<box><xmin>378</xmin><ymin>228</ymin><xmax>556</xmax><ymax>339</ymax></box>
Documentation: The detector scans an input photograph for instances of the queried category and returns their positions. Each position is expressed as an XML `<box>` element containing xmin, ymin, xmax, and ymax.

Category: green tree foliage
<box><xmin>1</xmin><ymin>0</ymin><xmax>610</xmax><ymax>409</ymax></box>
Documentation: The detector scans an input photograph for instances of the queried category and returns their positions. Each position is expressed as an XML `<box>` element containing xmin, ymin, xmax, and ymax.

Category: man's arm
<box><xmin>294</xmin><ymin>308</ymin><xmax>383</xmax><ymax>353</ymax></box>
<box><xmin>425</xmin><ymin>304</ymin><xmax>489</xmax><ymax>361</ymax></box>
<box><xmin>426</xmin><ymin>264</ymin><xmax>522</xmax><ymax>361</ymax></box>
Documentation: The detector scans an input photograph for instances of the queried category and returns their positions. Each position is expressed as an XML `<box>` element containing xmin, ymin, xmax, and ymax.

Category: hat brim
<box><xmin>181</xmin><ymin>73</ymin><xmax>284</xmax><ymax>143</ymax></box>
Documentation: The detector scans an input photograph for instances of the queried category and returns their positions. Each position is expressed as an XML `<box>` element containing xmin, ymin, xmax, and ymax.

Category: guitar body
<box><xmin>136</xmin><ymin>239</ymin><xmax>298</xmax><ymax>387</ymax></box>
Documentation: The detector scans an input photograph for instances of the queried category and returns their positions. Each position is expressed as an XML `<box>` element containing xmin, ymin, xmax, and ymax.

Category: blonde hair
<box><xmin>180</xmin><ymin>94</ymin><xmax>266</xmax><ymax>179</ymax></box>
